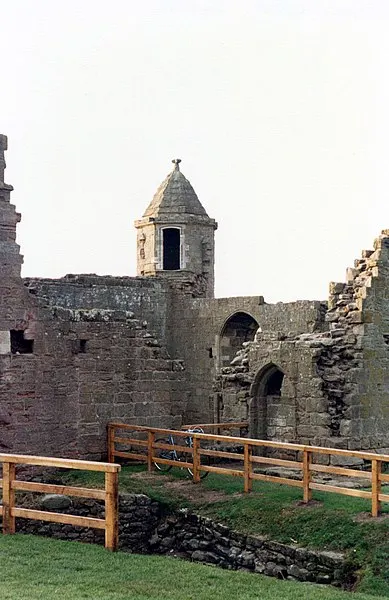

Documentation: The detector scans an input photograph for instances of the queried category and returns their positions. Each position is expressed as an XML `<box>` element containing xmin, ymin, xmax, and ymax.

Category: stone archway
<box><xmin>249</xmin><ymin>363</ymin><xmax>285</xmax><ymax>440</ymax></box>
<box><xmin>219</xmin><ymin>312</ymin><xmax>259</xmax><ymax>369</ymax></box>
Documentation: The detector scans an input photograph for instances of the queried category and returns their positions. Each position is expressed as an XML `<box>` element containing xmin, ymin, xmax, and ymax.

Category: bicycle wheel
<box><xmin>185</xmin><ymin>428</ymin><xmax>210</xmax><ymax>479</ymax></box>
<box><xmin>187</xmin><ymin>453</ymin><xmax>210</xmax><ymax>479</ymax></box>
<box><xmin>153</xmin><ymin>437</ymin><xmax>175</xmax><ymax>473</ymax></box>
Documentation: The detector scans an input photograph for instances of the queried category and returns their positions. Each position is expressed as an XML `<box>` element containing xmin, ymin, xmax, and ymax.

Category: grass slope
<box><xmin>60</xmin><ymin>466</ymin><xmax>389</xmax><ymax>596</ymax></box>
<box><xmin>0</xmin><ymin>535</ymin><xmax>378</xmax><ymax>600</ymax></box>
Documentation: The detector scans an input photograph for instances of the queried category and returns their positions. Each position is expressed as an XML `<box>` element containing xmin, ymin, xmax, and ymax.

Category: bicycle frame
<box><xmin>153</xmin><ymin>428</ymin><xmax>208</xmax><ymax>478</ymax></box>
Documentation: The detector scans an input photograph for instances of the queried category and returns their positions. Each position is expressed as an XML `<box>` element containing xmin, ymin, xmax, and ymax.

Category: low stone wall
<box><xmin>15</xmin><ymin>495</ymin><xmax>162</xmax><ymax>554</ymax></box>
<box><xmin>150</xmin><ymin>510</ymin><xmax>355</xmax><ymax>587</ymax></box>
<box><xmin>10</xmin><ymin>493</ymin><xmax>356</xmax><ymax>588</ymax></box>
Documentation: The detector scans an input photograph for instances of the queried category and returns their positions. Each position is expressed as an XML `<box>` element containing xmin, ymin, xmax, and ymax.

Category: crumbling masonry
<box><xmin>1</xmin><ymin>134</ymin><xmax>389</xmax><ymax>459</ymax></box>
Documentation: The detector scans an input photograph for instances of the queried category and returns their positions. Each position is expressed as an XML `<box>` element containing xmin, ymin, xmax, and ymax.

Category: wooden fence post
<box><xmin>147</xmin><ymin>431</ymin><xmax>155</xmax><ymax>473</ymax></box>
<box><xmin>192</xmin><ymin>437</ymin><xmax>201</xmax><ymax>483</ymax></box>
<box><xmin>3</xmin><ymin>461</ymin><xmax>16</xmax><ymax>534</ymax></box>
<box><xmin>244</xmin><ymin>443</ymin><xmax>252</xmax><ymax>493</ymax></box>
<box><xmin>372</xmin><ymin>459</ymin><xmax>381</xmax><ymax>517</ymax></box>
<box><xmin>303</xmin><ymin>449</ymin><xmax>312</xmax><ymax>503</ymax></box>
<box><xmin>107</xmin><ymin>424</ymin><xmax>114</xmax><ymax>464</ymax></box>
<box><xmin>105</xmin><ymin>470</ymin><xmax>119</xmax><ymax>551</ymax></box>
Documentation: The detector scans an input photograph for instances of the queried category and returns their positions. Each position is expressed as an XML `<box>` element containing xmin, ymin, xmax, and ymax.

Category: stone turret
<box><xmin>135</xmin><ymin>159</ymin><xmax>217</xmax><ymax>298</ymax></box>
<box><xmin>0</xmin><ymin>135</ymin><xmax>23</xmax><ymax>278</ymax></box>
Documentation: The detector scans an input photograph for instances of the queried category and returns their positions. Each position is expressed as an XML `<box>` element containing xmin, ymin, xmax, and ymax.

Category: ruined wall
<box><xmin>0</xmin><ymin>136</ymin><xmax>188</xmax><ymax>460</ymax></box>
<box><xmin>323</xmin><ymin>231</ymin><xmax>389</xmax><ymax>452</ymax></box>
<box><xmin>0</xmin><ymin>300</ymin><xmax>188</xmax><ymax>460</ymax></box>
<box><xmin>5</xmin><ymin>132</ymin><xmax>389</xmax><ymax>457</ymax></box>
<box><xmin>214</xmin><ymin>330</ymin><xmax>325</xmax><ymax>445</ymax></box>
<box><xmin>167</xmin><ymin>294</ymin><xmax>326</xmax><ymax>425</ymax></box>
<box><xmin>213</xmin><ymin>231</ymin><xmax>389</xmax><ymax>455</ymax></box>
<box><xmin>23</xmin><ymin>275</ymin><xmax>171</xmax><ymax>343</ymax></box>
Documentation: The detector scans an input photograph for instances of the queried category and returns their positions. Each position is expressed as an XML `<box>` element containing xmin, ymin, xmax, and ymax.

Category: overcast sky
<box><xmin>1</xmin><ymin>0</ymin><xmax>389</xmax><ymax>302</ymax></box>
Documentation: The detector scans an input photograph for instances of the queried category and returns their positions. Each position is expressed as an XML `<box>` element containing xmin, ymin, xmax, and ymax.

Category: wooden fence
<box><xmin>0</xmin><ymin>453</ymin><xmax>121</xmax><ymax>550</ymax></box>
<box><xmin>108</xmin><ymin>422</ymin><xmax>389</xmax><ymax>517</ymax></box>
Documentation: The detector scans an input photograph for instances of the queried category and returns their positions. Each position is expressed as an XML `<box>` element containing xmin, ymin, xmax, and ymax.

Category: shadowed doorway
<box><xmin>250</xmin><ymin>363</ymin><xmax>284</xmax><ymax>440</ymax></box>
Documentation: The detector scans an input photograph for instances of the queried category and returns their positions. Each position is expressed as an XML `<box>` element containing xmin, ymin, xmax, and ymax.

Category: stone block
<box><xmin>41</xmin><ymin>495</ymin><xmax>72</xmax><ymax>511</ymax></box>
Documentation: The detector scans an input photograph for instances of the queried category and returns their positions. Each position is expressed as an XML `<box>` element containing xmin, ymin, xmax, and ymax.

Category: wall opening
<box><xmin>79</xmin><ymin>339</ymin><xmax>88</xmax><ymax>353</ymax></box>
<box><xmin>249</xmin><ymin>363</ymin><xmax>284</xmax><ymax>441</ymax></box>
<box><xmin>163</xmin><ymin>228</ymin><xmax>180</xmax><ymax>270</ymax></box>
<box><xmin>72</xmin><ymin>339</ymin><xmax>88</xmax><ymax>354</ymax></box>
<box><xmin>10</xmin><ymin>330</ymin><xmax>34</xmax><ymax>354</ymax></box>
<box><xmin>219</xmin><ymin>312</ymin><xmax>259</xmax><ymax>368</ymax></box>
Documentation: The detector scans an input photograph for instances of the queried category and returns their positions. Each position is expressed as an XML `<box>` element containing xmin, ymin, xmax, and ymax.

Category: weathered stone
<box><xmin>41</xmin><ymin>495</ymin><xmax>72</xmax><ymax>511</ymax></box>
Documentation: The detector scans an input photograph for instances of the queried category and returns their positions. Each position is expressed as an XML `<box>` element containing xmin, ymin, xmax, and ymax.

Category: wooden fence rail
<box><xmin>108</xmin><ymin>422</ymin><xmax>389</xmax><ymax>518</ymax></box>
<box><xmin>0</xmin><ymin>453</ymin><xmax>121</xmax><ymax>550</ymax></box>
<box><xmin>181</xmin><ymin>421</ymin><xmax>249</xmax><ymax>436</ymax></box>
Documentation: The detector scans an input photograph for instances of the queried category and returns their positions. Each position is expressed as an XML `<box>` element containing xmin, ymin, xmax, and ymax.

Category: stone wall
<box><xmin>168</xmin><ymin>295</ymin><xmax>326</xmax><ymax>425</ymax></box>
<box><xmin>17</xmin><ymin>279</ymin><xmax>326</xmax><ymax>431</ymax></box>
<box><xmin>0</xmin><ymin>303</ymin><xmax>188</xmax><ymax>459</ymax></box>
<box><xmin>324</xmin><ymin>231</ymin><xmax>389</xmax><ymax>452</ymax></box>
<box><xmin>13</xmin><ymin>493</ymin><xmax>355</xmax><ymax>588</ymax></box>
<box><xmin>24</xmin><ymin>275</ymin><xmax>172</xmax><ymax>343</ymax></box>
<box><xmin>213</xmin><ymin>231</ymin><xmax>389</xmax><ymax>455</ymax></box>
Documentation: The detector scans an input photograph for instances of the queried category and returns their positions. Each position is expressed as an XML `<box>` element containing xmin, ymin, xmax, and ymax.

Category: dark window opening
<box><xmin>79</xmin><ymin>339</ymin><xmax>88</xmax><ymax>353</ymax></box>
<box><xmin>163</xmin><ymin>228</ymin><xmax>180</xmax><ymax>270</ymax></box>
<box><xmin>10</xmin><ymin>330</ymin><xmax>34</xmax><ymax>354</ymax></box>
<box><xmin>71</xmin><ymin>339</ymin><xmax>88</xmax><ymax>354</ymax></box>
<box><xmin>384</xmin><ymin>334</ymin><xmax>389</xmax><ymax>347</ymax></box>
<box><xmin>264</xmin><ymin>369</ymin><xmax>284</xmax><ymax>396</ymax></box>
<box><xmin>207</xmin><ymin>347</ymin><xmax>213</xmax><ymax>358</ymax></box>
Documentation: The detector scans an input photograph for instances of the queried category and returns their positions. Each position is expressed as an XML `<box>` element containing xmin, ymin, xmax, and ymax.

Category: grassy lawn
<box><xmin>0</xmin><ymin>534</ymin><xmax>379</xmax><ymax>600</ymax></box>
<box><xmin>58</xmin><ymin>465</ymin><xmax>389</xmax><ymax>596</ymax></box>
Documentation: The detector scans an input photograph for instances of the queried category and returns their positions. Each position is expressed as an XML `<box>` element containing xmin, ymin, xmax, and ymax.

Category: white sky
<box><xmin>1</xmin><ymin>0</ymin><xmax>389</xmax><ymax>302</ymax></box>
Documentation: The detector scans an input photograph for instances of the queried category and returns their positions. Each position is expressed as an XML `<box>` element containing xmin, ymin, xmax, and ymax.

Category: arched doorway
<box><xmin>249</xmin><ymin>363</ymin><xmax>284</xmax><ymax>440</ymax></box>
<box><xmin>219</xmin><ymin>312</ymin><xmax>259</xmax><ymax>368</ymax></box>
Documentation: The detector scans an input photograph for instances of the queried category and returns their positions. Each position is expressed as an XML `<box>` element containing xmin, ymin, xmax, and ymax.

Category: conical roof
<box><xmin>143</xmin><ymin>159</ymin><xmax>209</xmax><ymax>218</ymax></box>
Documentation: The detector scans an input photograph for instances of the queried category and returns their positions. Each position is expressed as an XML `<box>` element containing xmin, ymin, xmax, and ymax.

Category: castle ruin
<box><xmin>1</xmin><ymin>134</ymin><xmax>389</xmax><ymax>460</ymax></box>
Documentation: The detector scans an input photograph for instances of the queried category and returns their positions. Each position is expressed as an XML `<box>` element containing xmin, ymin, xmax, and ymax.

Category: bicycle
<box><xmin>153</xmin><ymin>427</ymin><xmax>209</xmax><ymax>479</ymax></box>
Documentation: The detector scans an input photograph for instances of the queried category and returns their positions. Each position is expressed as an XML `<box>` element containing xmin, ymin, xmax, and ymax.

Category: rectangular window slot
<box><xmin>79</xmin><ymin>339</ymin><xmax>88</xmax><ymax>353</ymax></box>
<box><xmin>383</xmin><ymin>334</ymin><xmax>389</xmax><ymax>347</ymax></box>
<box><xmin>10</xmin><ymin>330</ymin><xmax>34</xmax><ymax>354</ymax></box>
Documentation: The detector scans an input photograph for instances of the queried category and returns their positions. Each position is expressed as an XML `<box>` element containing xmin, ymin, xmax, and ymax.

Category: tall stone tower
<box><xmin>135</xmin><ymin>159</ymin><xmax>217</xmax><ymax>298</ymax></box>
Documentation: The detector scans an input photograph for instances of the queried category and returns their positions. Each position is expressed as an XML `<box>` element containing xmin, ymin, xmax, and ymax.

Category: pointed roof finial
<box><xmin>172</xmin><ymin>158</ymin><xmax>181</xmax><ymax>171</ymax></box>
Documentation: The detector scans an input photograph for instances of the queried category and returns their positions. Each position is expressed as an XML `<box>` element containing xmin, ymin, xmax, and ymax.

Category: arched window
<box><xmin>163</xmin><ymin>228</ymin><xmax>180</xmax><ymax>270</ymax></box>
<box><xmin>219</xmin><ymin>312</ymin><xmax>259</xmax><ymax>368</ymax></box>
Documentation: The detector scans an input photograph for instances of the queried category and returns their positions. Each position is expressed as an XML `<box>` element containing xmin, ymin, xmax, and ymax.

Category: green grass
<box><xmin>0</xmin><ymin>534</ymin><xmax>379</xmax><ymax>600</ymax></box>
<box><xmin>60</xmin><ymin>464</ymin><xmax>192</xmax><ymax>509</ymax></box>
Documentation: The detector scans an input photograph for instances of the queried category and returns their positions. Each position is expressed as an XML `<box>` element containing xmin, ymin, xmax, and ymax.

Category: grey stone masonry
<box><xmin>213</xmin><ymin>230</ymin><xmax>389</xmax><ymax>455</ymax></box>
<box><xmin>11</xmin><ymin>493</ymin><xmax>356</xmax><ymax>589</ymax></box>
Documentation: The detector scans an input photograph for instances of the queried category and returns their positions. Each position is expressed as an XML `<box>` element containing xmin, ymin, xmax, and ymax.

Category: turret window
<box><xmin>162</xmin><ymin>228</ymin><xmax>181</xmax><ymax>270</ymax></box>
